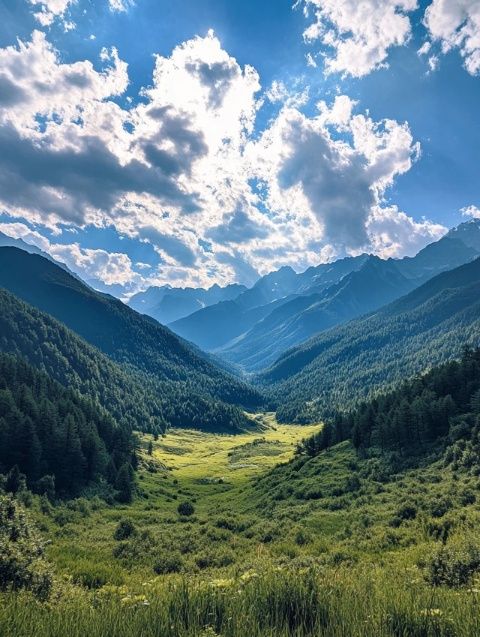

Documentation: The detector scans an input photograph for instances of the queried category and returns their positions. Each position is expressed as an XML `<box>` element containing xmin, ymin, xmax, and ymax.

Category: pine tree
<box><xmin>115</xmin><ymin>463</ymin><xmax>134</xmax><ymax>503</ymax></box>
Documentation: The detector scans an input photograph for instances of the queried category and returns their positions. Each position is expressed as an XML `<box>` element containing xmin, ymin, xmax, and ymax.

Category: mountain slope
<box><xmin>0</xmin><ymin>247</ymin><xmax>265</xmax><ymax>422</ymax></box>
<box><xmin>394</xmin><ymin>235</ymin><xmax>479</xmax><ymax>281</ymax></box>
<box><xmin>169</xmin><ymin>227</ymin><xmax>480</xmax><ymax>372</ymax></box>
<box><xmin>0</xmin><ymin>230</ymin><xmax>80</xmax><ymax>280</ymax></box>
<box><xmin>128</xmin><ymin>282</ymin><xmax>246</xmax><ymax>324</ymax></box>
<box><xmin>0</xmin><ymin>287</ymin><xmax>167</xmax><ymax>432</ymax></box>
<box><xmin>0</xmin><ymin>352</ymin><xmax>135</xmax><ymax>497</ymax></box>
<box><xmin>0</xmin><ymin>287</ymin><xmax>257</xmax><ymax>432</ymax></box>
<box><xmin>220</xmin><ymin>256</ymin><xmax>416</xmax><ymax>370</ymax></box>
<box><xmin>169</xmin><ymin>255</ymin><xmax>370</xmax><ymax>353</ymax></box>
<box><xmin>261</xmin><ymin>257</ymin><xmax>480</xmax><ymax>423</ymax></box>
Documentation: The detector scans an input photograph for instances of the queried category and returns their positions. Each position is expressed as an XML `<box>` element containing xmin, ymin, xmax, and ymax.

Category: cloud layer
<box><xmin>0</xmin><ymin>26</ymin><xmax>447</xmax><ymax>293</ymax></box>
<box><xmin>301</xmin><ymin>0</ymin><xmax>480</xmax><ymax>77</ymax></box>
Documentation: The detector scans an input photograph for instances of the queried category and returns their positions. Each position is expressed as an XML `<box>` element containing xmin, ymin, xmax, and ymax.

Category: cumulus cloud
<box><xmin>424</xmin><ymin>0</ymin><xmax>480</xmax><ymax>75</ymax></box>
<box><xmin>247</xmin><ymin>96</ymin><xmax>428</xmax><ymax>255</ymax></box>
<box><xmin>367</xmin><ymin>206</ymin><xmax>446</xmax><ymax>257</ymax></box>
<box><xmin>301</xmin><ymin>0</ymin><xmax>417</xmax><ymax>77</ymax></box>
<box><xmin>0</xmin><ymin>221</ymin><xmax>141</xmax><ymax>290</ymax></box>
<box><xmin>0</xmin><ymin>30</ymin><xmax>444</xmax><ymax>291</ymax></box>
<box><xmin>461</xmin><ymin>204</ymin><xmax>480</xmax><ymax>218</ymax></box>
<box><xmin>28</xmin><ymin>0</ymin><xmax>76</xmax><ymax>29</ymax></box>
<box><xmin>207</xmin><ymin>207</ymin><xmax>271</xmax><ymax>244</ymax></box>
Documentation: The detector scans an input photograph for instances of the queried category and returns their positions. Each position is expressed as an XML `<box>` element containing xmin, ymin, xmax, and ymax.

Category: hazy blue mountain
<box><xmin>221</xmin><ymin>256</ymin><xmax>415</xmax><ymax>370</ymax></box>
<box><xmin>394</xmin><ymin>235</ymin><xmax>479</xmax><ymax>281</ymax></box>
<box><xmin>446</xmin><ymin>219</ymin><xmax>480</xmax><ymax>252</ymax></box>
<box><xmin>169</xmin><ymin>223</ymin><xmax>480</xmax><ymax>372</ymax></box>
<box><xmin>169</xmin><ymin>255</ymin><xmax>370</xmax><ymax>352</ymax></box>
<box><xmin>128</xmin><ymin>282</ymin><xmax>247</xmax><ymax>324</ymax></box>
<box><xmin>262</xmin><ymin>256</ymin><xmax>480</xmax><ymax>423</ymax></box>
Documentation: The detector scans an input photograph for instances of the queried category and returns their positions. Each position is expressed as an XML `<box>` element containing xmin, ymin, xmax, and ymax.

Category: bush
<box><xmin>396</xmin><ymin>503</ymin><xmax>417</xmax><ymax>521</ymax></box>
<box><xmin>153</xmin><ymin>552</ymin><xmax>183</xmax><ymax>574</ymax></box>
<box><xmin>114</xmin><ymin>519</ymin><xmax>136</xmax><ymax>541</ymax></box>
<box><xmin>177</xmin><ymin>501</ymin><xmax>195</xmax><ymax>517</ymax></box>
<box><xmin>426</xmin><ymin>538</ymin><xmax>480</xmax><ymax>587</ymax></box>
<box><xmin>0</xmin><ymin>495</ymin><xmax>53</xmax><ymax>600</ymax></box>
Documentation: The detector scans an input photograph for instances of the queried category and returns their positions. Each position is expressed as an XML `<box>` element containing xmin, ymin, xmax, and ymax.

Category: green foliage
<box><xmin>115</xmin><ymin>464</ymin><xmax>135</xmax><ymax>504</ymax></box>
<box><xmin>265</xmin><ymin>258</ymin><xmax>480</xmax><ymax>423</ymax></box>
<box><xmin>0</xmin><ymin>249</ymin><xmax>266</xmax><ymax>433</ymax></box>
<box><xmin>177</xmin><ymin>501</ymin><xmax>195</xmax><ymax>517</ymax></box>
<box><xmin>0</xmin><ymin>496</ymin><xmax>52</xmax><ymax>600</ymax></box>
<box><xmin>426</xmin><ymin>537</ymin><xmax>480</xmax><ymax>587</ymax></box>
<box><xmin>114</xmin><ymin>519</ymin><xmax>136</xmax><ymax>541</ymax></box>
<box><xmin>298</xmin><ymin>348</ymin><xmax>480</xmax><ymax>460</ymax></box>
<box><xmin>153</xmin><ymin>552</ymin><xmax>183</xmax><ymax>574</ymax></box>
<box><xmin>0</xmin><ymin>353</ymin><xmax>135</xmax><ymax>497</ymax></box>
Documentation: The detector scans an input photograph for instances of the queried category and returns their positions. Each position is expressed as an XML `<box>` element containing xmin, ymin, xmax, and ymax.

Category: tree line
<box><xmin>0</xmin><ymin>353</ymin><xmax>136</xmax><ymax>499</ymax></box>
<box><xmin>298</xmin><ymin>347</ymin><xmax>480</xmax><ymax>463</ymax></box>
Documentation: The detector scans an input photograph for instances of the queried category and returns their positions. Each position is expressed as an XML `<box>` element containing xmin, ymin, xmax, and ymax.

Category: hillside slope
<box><xmin>220</xmin><ymin>256</ymin><xmax>416</xmax><ymax>370</ymax></box>
<box><xmin>262</xmin><ymin>257</ymin><xmax>480</xmax><ymax>422</ymax></box>
<box><xmin>0</xmin><ymin>288</ymin><xmax>258</xmax><ymax>432</ymax></box>
<box><xmin>0</xmin><ymin>247</ymin><xmax>264</xmax><ymax>413</ymax></box>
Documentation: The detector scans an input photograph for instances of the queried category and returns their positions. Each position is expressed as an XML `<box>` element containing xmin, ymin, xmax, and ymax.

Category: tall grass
<box><xmin>2</xmin><ymin>565</ymin><xmax>480</xmax><ymax>637</ymax></box>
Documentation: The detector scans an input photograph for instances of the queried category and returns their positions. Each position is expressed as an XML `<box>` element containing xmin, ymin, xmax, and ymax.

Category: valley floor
<box><xmin>3</xmin><ymin>414</ymin><xmax>480</xmax><ymax>636</ymax></box>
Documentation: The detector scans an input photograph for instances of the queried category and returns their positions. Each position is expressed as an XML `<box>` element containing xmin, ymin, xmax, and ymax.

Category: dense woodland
<box><xmin>298</xmin><ymin>347</ymin><xmax>480</xmax><ymax>465</ymax></box>
<box><xmin>0</xmin><ymin>288</ymin><xmax>259</xmax><ymax>434</ymax></box>
<box><xmin>0</xmin><ymin>248</ymin><xmax>265</xmax><ymax>414</ymax></box>
<box><xmin>266</xmin><ymin>258</ymin><xmax>480</xmax><ymax>423</ymax></box>
<box><xmin>0</xmin><ymin>353</ymin><xmax>136</xmax><ymax>498</ymax></box>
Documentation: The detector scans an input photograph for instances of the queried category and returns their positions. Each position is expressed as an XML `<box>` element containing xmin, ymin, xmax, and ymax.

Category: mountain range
<box><xmin>2</xmin><ymin>219</ymin><xmax>480</xmax><ymax>431</ymax></box>
<box><xmin>0</xmin><ymin>247</ymin><xmax>265</xmax><ymax>433</ymax></box>
<box><xmin>164</xmin><ymin>221</ymin><xmax>480</xmax><ymax>371</ymax></box>
<box><xmin>128</xmin><ymin>282</ymin><xmax>247</xmax><ymax>324</ymax></box>
<box><xmin>263</xmin><ymin>254</ymin><xmax>480</xmax><ymax>423</ymax></box>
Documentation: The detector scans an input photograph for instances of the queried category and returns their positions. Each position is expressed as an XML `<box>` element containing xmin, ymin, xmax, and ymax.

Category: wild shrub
<box><xmin>114</xmin><ymin>519</ymin><xmax>137</xmax><ymax>541</ymax></box>
<box><xmin>153</xmin><ymin>552</ymin><xmax>183</xmax><ymax>574</ymax></box>
<box><xmin>0</xmin><ymin>495</ymin><xmax>53</xmax><ymax>600</ymax></box>
<box><xmin>426</xmin><ymin>537</ymin><xmax>480</xmax><ymax>587</ymax></box>
<box><xmin>177</xmin><ymin>501</ymin><xmax>195</xmax><ymax>516</ymax></box>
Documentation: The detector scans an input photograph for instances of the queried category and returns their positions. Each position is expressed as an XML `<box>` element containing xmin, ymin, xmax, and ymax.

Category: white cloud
<box><xmin>301</xmin><ymin>0</ymin><xmax>417</xmax><ymax>77</ymax></box>
<box><xmin>53</xmin><ymin>243</ymin><xmax>141</xmax><ymax>286</ymax></box>
<box><xmin>247</xmin><ymin>96</ymin><xmax>428</xmax><ymax>255</ymax></box>
<box><xmin>109</xmin><ymin>0</ymin><xmax>135</xmax><ymax>13</ymax></box>
<box><xmin>367</xmin><ymin>206</ymin><xmax>446</xmax><ymax>257</ymax></box>
<box><xmin>266</xmin><ymin>80</ymin><xmax>310</xmax><ymax>107</ymax></box>
<box><xmin>0</xmin><ymin>221</ymin><xmax>141</xmax><ymax>290</ymax></box>
<box><xmin>28</xmin><ymin>0</ymin><xmax>76</xmax><ymax>29</ymax></box>
<box><xmin>424</xmin><ymin>0</ymin><xmax>480</xmax><ymax>75</ymax></box>
<box><xmin>461</xmin><ymin>204</ymin><xmax>480</xmax><ymax>218</ymax></box>
<box><xmin>0</xmin><ymin>31</ymin><xmax>443</xmax><ymax>290</ymax></box>
<box><xmin>418</xmin><ymin>41</ymin><xmax>432</xmax><ymax>56</ymax></box>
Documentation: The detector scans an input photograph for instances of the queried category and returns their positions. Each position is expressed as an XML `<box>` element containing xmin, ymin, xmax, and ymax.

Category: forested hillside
<box><xmin>298</xmin><ymin>347</ymin><xmax>480</xmax><ymax>465</ymax></box>
<box><xmin>0</xmin><ymin>353</ymin><xmax>136</xmax><ymax>498</ymax></box>
<box><xmin>0</xmin><ymin>289</ymin><xmax>257</xmax><ymax>433</ymax></box>
<box><xmin>263</xmin><ymin>257</ymin><xmax>480</xmax><ymax>423</ymax></box>
<box><xmin>0</xmin><ymin>248</ymin><xmax>265</xmax><ymax>417</ymax></box>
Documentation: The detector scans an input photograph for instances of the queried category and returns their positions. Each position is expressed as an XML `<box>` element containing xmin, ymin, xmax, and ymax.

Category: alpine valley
<box><xmin>2</xmin><ymin>3</ymin><xmax>480</xmax><ymax>634</ymax></box>
<box><xmin>2</xmin><ymin>219</ymin><xmax>480</xmax><ymax>636</ymax></box>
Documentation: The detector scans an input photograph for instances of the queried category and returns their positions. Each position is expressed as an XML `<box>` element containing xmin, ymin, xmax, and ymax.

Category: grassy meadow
<box><xmin>3</xmin><ymin>413</ymin><xmax>480</xmax><ymax>636</ymax></box>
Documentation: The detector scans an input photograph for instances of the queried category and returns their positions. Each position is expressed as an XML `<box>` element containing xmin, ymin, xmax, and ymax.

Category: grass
<box><xmin>4</xmin><ymin>413</ymin><xmax>480</xmax><ymax>635</ymax></box>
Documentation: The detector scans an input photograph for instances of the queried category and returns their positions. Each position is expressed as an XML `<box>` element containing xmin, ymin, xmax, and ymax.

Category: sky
<box><xmin>0</xmin><ymin>0</ymin><xmax>479</xmax><ymax>298</ymax></box>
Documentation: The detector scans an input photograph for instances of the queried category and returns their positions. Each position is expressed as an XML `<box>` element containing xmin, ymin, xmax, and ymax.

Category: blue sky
<box><xmin>0</xmin><ymin>0</ymin><xmax>479</xmax><ymax>297</ymax></box>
